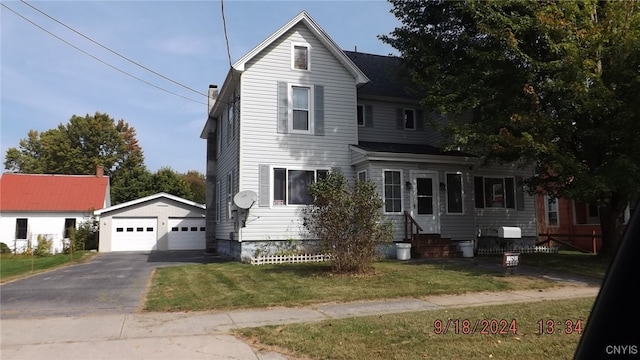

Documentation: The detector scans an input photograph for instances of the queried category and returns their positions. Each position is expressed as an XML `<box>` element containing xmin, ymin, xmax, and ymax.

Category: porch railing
<box><xmin>404</xmin><ymin>211</ymin><xmax>423</xmax><ymax>242</ymax></box>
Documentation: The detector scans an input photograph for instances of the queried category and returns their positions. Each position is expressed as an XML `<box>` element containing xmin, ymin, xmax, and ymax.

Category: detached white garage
<box><xmin>95</xmin><ymin>193</ymin><xmax>206</xmax><ymax>252</ymax></box>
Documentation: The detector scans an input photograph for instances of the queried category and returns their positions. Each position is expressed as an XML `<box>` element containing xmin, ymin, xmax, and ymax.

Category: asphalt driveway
<box><xmin>0</xmin><ymin>251</ymin><xmax>224</xmax><ymax>319</ymax></box>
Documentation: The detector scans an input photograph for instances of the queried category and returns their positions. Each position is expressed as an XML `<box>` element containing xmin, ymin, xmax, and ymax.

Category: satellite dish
<box><xmin>233</xmin><ymin>190</ymin><xmax>258</xmax><ymax>209</ymax></box>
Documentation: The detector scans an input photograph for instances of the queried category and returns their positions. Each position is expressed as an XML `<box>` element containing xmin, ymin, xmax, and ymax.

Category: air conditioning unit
<box><xmin>498</xmin><ymin>226</ymin><xmax>521</xmax><ymax>239</ymax></box>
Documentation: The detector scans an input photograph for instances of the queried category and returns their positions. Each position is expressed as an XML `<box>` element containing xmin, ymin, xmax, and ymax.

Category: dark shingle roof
<box><xmin>344</xmin><ymin>51</ymin><xmax>417</xmax><ymax>99</ymax></box>
<box><xmin>355</xmin><ymin>141</ymin><xmax>474</xmax><ymax>157</ymax></box>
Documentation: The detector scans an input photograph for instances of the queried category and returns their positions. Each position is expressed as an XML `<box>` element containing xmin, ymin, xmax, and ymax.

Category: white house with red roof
<box><xmin>0</xmin><ymin>168</ymin><xmax>110</xmax><ymax>253</ymax></box>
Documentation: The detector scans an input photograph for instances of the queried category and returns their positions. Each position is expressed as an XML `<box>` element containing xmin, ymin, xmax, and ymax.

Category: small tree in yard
<box><xmin>304</xmin><ymin>172</ymin><xmax>393</xmax><ymax>274</ymax></box>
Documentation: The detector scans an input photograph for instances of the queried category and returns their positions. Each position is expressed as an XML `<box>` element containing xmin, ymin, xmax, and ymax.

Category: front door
<box><xmin>410</xmin><ymin>171</ymin><xmax>439</xmax><ymax>233</ymax></box>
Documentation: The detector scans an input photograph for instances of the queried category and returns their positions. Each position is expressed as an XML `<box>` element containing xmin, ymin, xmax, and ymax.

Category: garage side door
<box><xmin>168</xmin><ymin>218</ymin><xmax>205</xmax><ymax>250</ymax></box>
<box><xmin>112</xmin><ymin>218</ymin><xmax>158</xmax><ymax>251</ymax></box>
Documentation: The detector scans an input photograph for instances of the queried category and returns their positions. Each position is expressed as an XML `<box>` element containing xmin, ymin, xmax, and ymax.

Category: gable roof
<box><xmin>233</xmin><ymin>11</ymin><xmax>369</xmax><ymax>85</ymax></box>
<box><xmin>344</xmin><ymin>51</ymin><xmax>418</xmax><ymax>100</ymax></box>
<box><xmin>93</xmin><ymin>192</ymin><xmax>205</xmax><ymax>216</ymax></box>
<box><xmin>0</xmin><ymin>173</ymin><xmax>110</xmax><ymax>212</ymax></box>
<box><xmin>202</xmin><ymin>11</ymin><xmax>370</xmax><ymax>139</ymax></box>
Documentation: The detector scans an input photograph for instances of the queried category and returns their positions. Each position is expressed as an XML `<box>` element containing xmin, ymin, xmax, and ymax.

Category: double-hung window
<box><xmin>474</xmin><ymin>176</ymin><xmax>517</xmax><ymax>209</ymax></box>
<box><xmin>446</xmin><ymin>173</ymin><xmax>464</xmax><ymax>214</ymax></box>
<box><xmin>383</xmin><ymin>170</ymin><xmax>402</xmax><ymax>213</ymax></box>
<box><xmin>64</xmin><ymin>218</ymin><xmax>76</xmax><ymax>238</ymax></box>
<box><xmin>16</xmin><ymin>218</ymin><xmax>27</xmax><ymax>239</ymax></box>
<box><xmin>357</xmin><ymin>105</ymin><xmax>365</xmax><ymax>127</ymax></box>
<box><xmin>273</xmin><ymin>168</ymin><xmax>328</xmax><ymax>206</ymax></box>
<box><xmin>404</xmin><ymin>109</ymin><xmax>415</xmax><ymax>130</ymax></box>
<box><xmin>545</xmin><ymin>196</ymin><xmax>559</xmax><ymax>226</ymax></box>
<box><xmin>227</xmin><ymin>171</ymin><xmax>234</xmax><ymax>219</ymax></box>
<box><xmin>291</xmin><ymin>86</ymin><xmax>311</xmax><ymax>132</ymax></box>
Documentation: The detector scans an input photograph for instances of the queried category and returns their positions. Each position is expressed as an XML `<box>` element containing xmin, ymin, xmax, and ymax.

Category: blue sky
<box><xmin>1</xmin><ymin>1</ymin><xmax>400</xmax><ymax>174</ymax></box>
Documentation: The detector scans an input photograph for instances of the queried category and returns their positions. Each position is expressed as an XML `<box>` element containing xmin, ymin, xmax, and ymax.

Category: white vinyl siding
<box><xmin>238</xmin><ymin>23</ymin><xmax>357</xmax><ymax>242</ymax></box>
<box><xmin>358</xmin><ymin>101</ymin><xmax>442</xmax><ymax>145</ymax></box>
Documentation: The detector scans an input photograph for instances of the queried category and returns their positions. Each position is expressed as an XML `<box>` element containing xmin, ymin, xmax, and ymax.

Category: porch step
<box><xmin>410</xmin><ymin>234</ymin><xmax>462</xmax><ymax>259</ymax></box>
<box><xmin>412</xmin><ymin>245</ymin><xmax>462</xmax><ymax>259</ymax></box>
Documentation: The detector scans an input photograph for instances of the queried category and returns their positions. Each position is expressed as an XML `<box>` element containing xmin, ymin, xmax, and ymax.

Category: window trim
<box><xmin>445</xmin><ymin>172</ymin><xmax>464</xmax><ymax>215</ymax></box>
<box><xmin>573</xmin><ymin>200</ymin><xmax>600</xmax><ymax>225</ymax></box>
<box><xmin>216</xmin><ymin>180</ymin><xmax>221</xmax><ymax>222</ymax></box>
<box><xmin>15</xmin><ymin>218</ymin><xmax>28</xmax><ymax>240</ymax></box>
<box><xmin>357</xmin><ymin>104</ymin><xmax>365</xmax><ymax>127</ymax></box>
<box><xmin>404</xmin><ymin>108</ymin><xmax>416</xmax><ymax>130</ymax></box>
<box><xmin>545</xmin><ymin>195</ymin><xmax>560</xmax><ymax>227</ymax></box>
<box><xmin>271</xmin><ymin>166</ymin><xmax>329</xmax><ymax>207</ymax></box>
<box><xmin>291</xmin><ymin>42</ymin><xmax>310</xmax><ymax>71</ymax></box>
<box><xmin>357</xmin><ymin>169</ymin><xmax>368</xmax><ymax>182</ymax></box>
<box><xmin>63</xmin><ymin>218</ymin><xmax>77</xmax><ymax>238</ymax></box>
<box><xmin>474</xmin><ymin>176</ymin><xmax>517</xmax><ymax>209</ymax></box>
<box><xmin>227</xmin><ymin>171</ymin><xmax>234</xmax><ymax>220</ymax></box>
<box><xmin>288</xmin><ymin>84</ymin><xmax>313</xmax><ymax>134</ymax></box>
<box><xmin>383</xmin><ymin>169</ymin><xmax>404</xmax><ymax>214</ymax></box>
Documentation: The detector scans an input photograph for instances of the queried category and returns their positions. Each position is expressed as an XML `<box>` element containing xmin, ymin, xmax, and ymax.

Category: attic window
<box><xmin>292</xmin><ymin>44</ymin><xmax>309</xmax><ymax>70</ymax></box>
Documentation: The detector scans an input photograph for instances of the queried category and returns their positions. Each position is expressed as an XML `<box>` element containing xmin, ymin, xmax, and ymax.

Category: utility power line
<box><xmin>20</xmin><ymin>0</ymin><xmax>208</xmax><ymax>99</ymax></box>
<box><xmin>1</xmin><ymin>2</ymin><xmax>207</xmax><ymax>105</ymax></box>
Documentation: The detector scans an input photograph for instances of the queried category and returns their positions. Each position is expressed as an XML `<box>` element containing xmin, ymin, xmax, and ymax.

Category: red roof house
<box><xmin>0</xmin><ymin>171</ymin><xmax>110</xmax><ymax>253</ymax></box>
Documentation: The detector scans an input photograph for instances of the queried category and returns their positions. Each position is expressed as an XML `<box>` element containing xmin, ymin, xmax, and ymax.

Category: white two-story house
<box><xmin>201</xmin><ymin>11</ymin><xmax>538</xmax><ymax>260</ymax></box>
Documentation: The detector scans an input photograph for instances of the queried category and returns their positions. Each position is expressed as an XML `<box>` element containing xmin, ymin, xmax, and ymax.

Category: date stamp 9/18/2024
<box><xmin>433</xmin><ymin>318</ymin><xmax>584</xmax><ymax>335</ymax></box>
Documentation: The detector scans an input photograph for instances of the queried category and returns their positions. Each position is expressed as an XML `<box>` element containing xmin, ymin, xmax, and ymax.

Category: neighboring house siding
<box><xmin>357</xmin><ymin>101</ymin><xmax>444</xmax><ymax>146</ymax></box>
<box><xmin>0</xmin><ymin>212</ymin><xmax>86</xmax><ymax>253</ymax></box>
<box><xmin>216</xmin><ymin>84</ymin><xmax>240</xmax><ymax>242</ymax></box>
<box><xmin>238</xmin><ymin>23</ymin><xmax>357</xmax><ymax>243</ymax></box>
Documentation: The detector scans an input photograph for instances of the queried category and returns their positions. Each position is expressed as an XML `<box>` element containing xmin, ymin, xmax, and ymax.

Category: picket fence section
<box><xmin>476</xmin><ymin>246</ymin><xmax>558</xmax><ymax>256</ymax></box>
<box><xmin>250</xmin><ymin>254</ymin><xmax>332</xmax><ymax>265</ymax></box>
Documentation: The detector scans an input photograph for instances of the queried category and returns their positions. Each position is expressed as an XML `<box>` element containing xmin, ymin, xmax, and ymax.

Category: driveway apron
<box><xmin>0</xmin><ymin>251</ymin><xmax>221</xmax><ymax>319</ymax></box>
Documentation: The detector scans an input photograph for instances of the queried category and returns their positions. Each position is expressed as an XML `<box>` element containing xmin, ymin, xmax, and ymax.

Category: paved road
<box><xmin>0</xmin><ymin>251</ymin><xmax>224</xmax><ymax>319</ymax></box>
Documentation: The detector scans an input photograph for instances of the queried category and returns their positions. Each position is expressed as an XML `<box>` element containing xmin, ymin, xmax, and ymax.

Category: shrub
<box><xmin>34</xmin><ymin>235</ymin><xmax>53</xmax><ymax>257</ymax></box>
<box><xmin>0</xmin><ymin>242</ymin><xmax>11</xmax><ymax>254</ymax></box>
<box><xmin>303</xmin><ymin>171</ymin><xmax>393</xmax><ymax>274</ymax></box>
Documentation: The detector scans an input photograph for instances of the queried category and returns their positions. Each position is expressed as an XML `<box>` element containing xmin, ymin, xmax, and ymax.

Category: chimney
<box><xmin>208</xmin><ymin>85</ymin><xmax>218</xmax><ymax>115</ymax></box>
<box><xmin>96</xmin><ymin>165</ymin><xmax>104</xmax><ymax>177</ymax></box>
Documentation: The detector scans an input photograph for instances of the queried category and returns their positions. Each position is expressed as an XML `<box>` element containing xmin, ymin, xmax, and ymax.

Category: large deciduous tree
<box><xmin>4</xmin><ymin>112</ymin><xmax>144</xmax><ymax>178</ymax></box>
<box><xmin>381</xmin><ymin>0</ymin><xmax>640</xmax><ymax>255</ymax></box>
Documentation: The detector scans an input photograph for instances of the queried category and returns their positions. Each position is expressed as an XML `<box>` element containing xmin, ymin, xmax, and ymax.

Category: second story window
<box><xmin>404</xmin><ymin>109</ymin><xmax>415</xmax><ymax>130</ymax></box>
<box><xmin>291</xmin><ymin>86</ymin><xmax>310</xmax><ymax>132</ymax></box>
<box><xmin>292</xmin><ymin>44</ymin><xmax>309</xmax><ymax>70</ymax></box>
<box><xmin>357</xmin><ymin>105</ymin><xmax>365</xmax><ymax>127</ymax></box>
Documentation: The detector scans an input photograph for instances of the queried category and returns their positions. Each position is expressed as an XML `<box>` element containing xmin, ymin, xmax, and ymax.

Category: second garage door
<box><xmin>111</xmin><ymin>218</ymin><xmax>158</xmax><ymax>251</ymax></box>
<box><xmin>168</xmin><ymin>218</ymin><xmax>205</xmax><ymax>250</ymax></box>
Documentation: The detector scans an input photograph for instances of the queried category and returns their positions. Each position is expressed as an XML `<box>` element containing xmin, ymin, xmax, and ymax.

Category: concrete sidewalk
<box><xmin>1</xmin><ymin>286</ymin><xmax>599</xmax><ymax>360</ymax></box>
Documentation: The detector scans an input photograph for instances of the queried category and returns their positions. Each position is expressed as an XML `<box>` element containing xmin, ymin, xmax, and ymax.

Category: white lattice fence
<box><xmin>476</xmin><ymin>246</ymin><xmax>558</xmax><ymax>256</ymax></box>
<box><xmin>249</xmin><ymin>254</ymin><xmax>332</xmax><ymax>265</ymax></box>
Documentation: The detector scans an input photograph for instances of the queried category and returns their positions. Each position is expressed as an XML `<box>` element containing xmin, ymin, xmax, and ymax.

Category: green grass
<box><xmin>144</xmin><ymin>260</ymin><xmax>558</xmax><ymax>312</ymax></box>
<box><xmin>477</xmin><ymin>250</ymin><xmax>611</xmax><ymax>279</ymax></box>
<box><xmin>237</xmin><ymin>297</ymin><xmax>595</xmax><ymax>360</ymax></box>
<box><xmin>0</xmin><ymin>252</ymin><xmax>94</xmax><ymax>283</ymax></box>
<box><xmin>520</xmin><ymin>250</ymin><xmax>611</xmax><ymax>278</ymax></box>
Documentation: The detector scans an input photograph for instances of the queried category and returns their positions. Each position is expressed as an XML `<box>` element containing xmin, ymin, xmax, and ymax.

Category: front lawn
<box><xmin>144</xmin><ymin>260</ymin><xmax>558</xmax><ymax>312</ymax></box>
<box><xmin>238</xmin><ymin>297</ymin><xmax>595</xmax><ymax>360</ymax></box>
<box><xmin>518</xmin><ymin>250</ymin><xmax>611</xmax><ymax>279</ymax></box>
<box><xmin>0</xmin><ymin>252</ymin><xmax>94</xmax><ymax>283</ymax></box>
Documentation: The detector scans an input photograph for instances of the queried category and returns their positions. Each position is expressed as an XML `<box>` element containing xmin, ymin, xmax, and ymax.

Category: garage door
<box><xmin>111</xmin><ymin>218</ymin><xmax>158</xmax><ymax>251</ymax></box>
<box><xmin>168</xmin><ymin>218</ymin><xmax>205</xmax><ymax>250</ymax></box>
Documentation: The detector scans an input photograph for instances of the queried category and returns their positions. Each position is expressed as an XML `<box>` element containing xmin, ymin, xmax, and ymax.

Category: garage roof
<box><xmin>0</xmin><ymin>173</ymin><xmax>110</xmax><ymax>212</ymax></box>
<box><xmin>94</xmin><ymin>192</ymin><xmax>205</xmax><ymax>215</ymax></box>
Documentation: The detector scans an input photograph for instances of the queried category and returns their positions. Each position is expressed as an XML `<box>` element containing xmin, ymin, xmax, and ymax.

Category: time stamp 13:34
<box><xmin>432</xmin><ymin>318</ymin><xmax>583</xmax><ymax>335</ymax></box>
